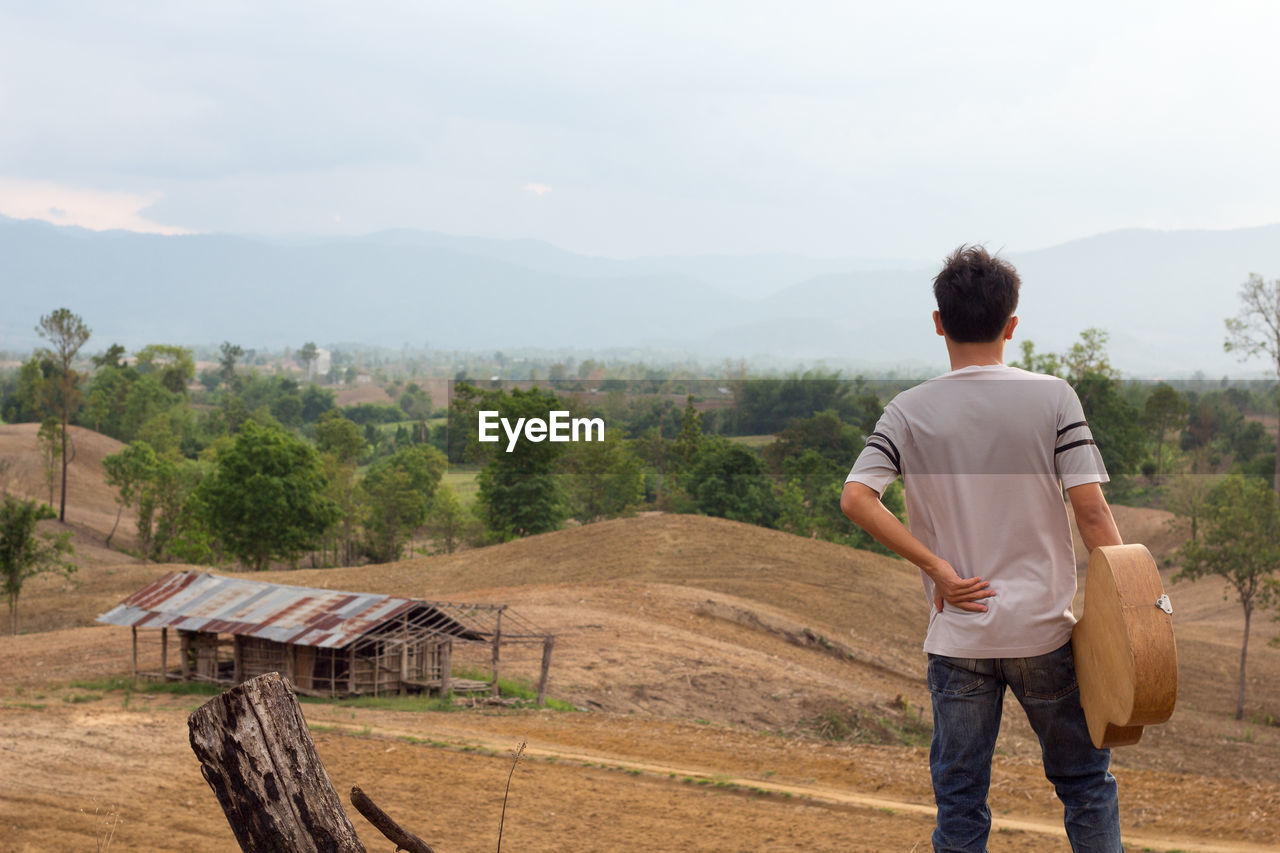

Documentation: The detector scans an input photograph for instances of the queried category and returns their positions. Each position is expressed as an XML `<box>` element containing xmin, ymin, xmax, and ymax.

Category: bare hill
<box><xmin>3</xmin><ymin>454</ymin><xmax>1278</xmax><ymax>850</ymax></box>
<box><xmin>2</xmin><ymin>434</ymin><xmax>1275</xmax><ymax>782</ymax></box>
<box><xmin>273</xmin><ymin>512</ymin><xmax>1280</xmax><ymax>774</ymax></box>
<box><xmin>271</xmin><ymin>514</ymin><xmax>932</xmax><ymax>732</ymax></box>
<box><xmin>0</xmin><ymin>423</ymin><xmax>136</xmax><ymax>545</ymax></box>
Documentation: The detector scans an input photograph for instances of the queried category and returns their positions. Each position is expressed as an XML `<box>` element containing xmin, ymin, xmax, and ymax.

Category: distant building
<box><xmin>98</xmin><ymin>571</ymin><xmax>554</xmax><ymax>700</ymax></box>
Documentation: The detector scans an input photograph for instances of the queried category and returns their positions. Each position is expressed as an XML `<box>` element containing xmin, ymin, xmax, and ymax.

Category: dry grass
<box><xmin>1</xmin><ymin>423</ymin><xmax>1277</xmax><ymax>828</ymax></box>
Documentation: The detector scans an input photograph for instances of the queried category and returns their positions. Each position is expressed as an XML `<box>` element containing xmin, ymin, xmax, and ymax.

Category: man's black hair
<box><xmin>932</xmin><ymin>245</ymin><xmax>1021</xmax><ymax>343</ymax></box>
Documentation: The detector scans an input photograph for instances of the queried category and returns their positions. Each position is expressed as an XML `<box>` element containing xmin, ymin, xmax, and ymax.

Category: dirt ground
<box><xmin>1</xmin><ymin>689</ymin><xmax>1277</xmax><ymax>853</ymax></box>
<box><xmin>1</xmin><ymin>431</ymin><xmax>1279</xmax><ymax>851</ymax></box>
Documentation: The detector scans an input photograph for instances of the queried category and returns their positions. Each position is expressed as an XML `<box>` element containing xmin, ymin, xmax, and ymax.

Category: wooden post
<box><xmin>233</xmin><ymin>636</ymin><xmax>244</xmax><ymax>685</ymax></box>
<box><xmin>491</xmin><ymin>610</ymin><xmax>503</xmax><ymax>697</ymax></box>
<box><xmin>348</xmin><ymin>646</ymin><xmax>355</xmax><ymax>695</ymax></box>
<box><xmin>399</xmin><ymin>615</ymin><xmax>409</xmax><ymax>696</ymax></box>
<box><xmin>161</xmin><ymin>628</ymin><xmax>169</xmax><ymax>679</ymax></box>
<box><xmin>131</xmin><ymin>626</ymin><xmax>138</xmax><ymax>678</ymax></box>
<box><xmin>188</xmin><ymin>673</ymin><xmax>366</xmax><ymax>853</ymax></box>
<box><xmin>285</xmin><ymin>645</ymin><xmax>296</xmax><ymax>687</ymax></box>
<box><xmin>536</xmin><ymin>635</ymin><xmax>556</xmax><ymax>707</ymax></box>
<box><xmin>180</xmin><ymin>631</ymin><xmax>191</xmax><ymax>680</ymax></box>
<box><xmin>399</xmin><ymin>642</ymin><xmax>408</xmax><ymax>696</ymax></box>
<box><xmin>439</xmin><ymin>641</ymin><xmax>451</xmax><ymax>697</ymax></box>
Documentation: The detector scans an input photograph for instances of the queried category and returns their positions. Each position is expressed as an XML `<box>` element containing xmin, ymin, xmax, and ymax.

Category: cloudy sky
<box><xmin>2</xmin><ymin>1</ymin><xmax>1277</xmax><ymax>259</ymax></box>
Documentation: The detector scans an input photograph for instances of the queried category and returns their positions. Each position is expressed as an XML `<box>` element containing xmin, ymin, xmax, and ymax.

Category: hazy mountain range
<box><xmin>4</xmin><ymin>215</ymin><xmax>1279</xmax><ymax>378</ymax></box>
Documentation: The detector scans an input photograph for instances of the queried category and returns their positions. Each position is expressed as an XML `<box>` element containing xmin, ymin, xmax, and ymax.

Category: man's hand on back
<box><xmin>842</xmin><ymin>482</ymin><xmax>996</xmax><ymax>613</ymax></box>
<box><xmin>928</xmin><ymin>560</ymin><xmax>996</xmax><ymax>613</ymax></box>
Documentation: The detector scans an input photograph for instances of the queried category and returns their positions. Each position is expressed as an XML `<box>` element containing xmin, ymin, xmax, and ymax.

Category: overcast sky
<box><xmin>2</xmin><ymin>1</ymin><xmax>1278</xmax><ymax>260</ymax></box>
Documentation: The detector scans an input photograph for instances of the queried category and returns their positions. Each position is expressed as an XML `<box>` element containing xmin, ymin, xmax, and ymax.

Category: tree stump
<box><xmin>188</xmin><ymin>672</ymin><xmax>366</xmax><ymax>853</ymax></box>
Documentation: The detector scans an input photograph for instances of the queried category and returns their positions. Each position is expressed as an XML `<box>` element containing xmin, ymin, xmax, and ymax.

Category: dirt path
<box><xmin>3</xmin><ymin>689</ymin><xmax>1278</xmax><ymax>852</ymax></box>
<box><xmin>309</xmin><ymin>715</ymin><xmax>1280</xmax><ymax>853</ymax></box>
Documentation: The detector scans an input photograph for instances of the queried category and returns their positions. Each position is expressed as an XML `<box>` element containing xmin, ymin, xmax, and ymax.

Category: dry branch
<box><xmin>349</xmin><ymin>786</ymin><xmax>436</xmax><ymax>853</ymax></box>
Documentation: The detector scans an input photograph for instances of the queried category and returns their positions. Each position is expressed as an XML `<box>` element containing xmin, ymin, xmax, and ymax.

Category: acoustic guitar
<box><xmin>1071</xmin><ymin>544</ymin><xmax>1178</xmax><ymax>748</ymax></box>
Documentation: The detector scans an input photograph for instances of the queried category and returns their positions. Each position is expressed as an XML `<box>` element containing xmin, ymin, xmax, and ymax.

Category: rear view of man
<box><xmin>841</xmin><ymin>245</ymin><xmax>1125</xmax><ymax>852</ymax></box>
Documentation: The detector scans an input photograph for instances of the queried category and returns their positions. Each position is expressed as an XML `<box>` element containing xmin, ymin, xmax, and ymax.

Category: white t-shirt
<box><xmin>845</xmin><ymin>364</ymin><xmax>1108</xmax><ymax>658</ymax></box>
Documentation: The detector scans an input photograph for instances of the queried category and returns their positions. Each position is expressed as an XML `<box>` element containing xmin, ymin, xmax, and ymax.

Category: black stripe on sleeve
<box><xmin>868</xmin><ymin>431</ymin><xmax>902</xmax><ymax>472</ymax></box>
<box><xmin>1054</xmin><ymin>438</ymin><xmax>1096</xmax><ymax>455</ymax></box>
<box><xmin>864</xmin><ymin>442</ymin><xmax>901</xmax><ymax>474</ymax></box>
<box><xmin>1056</xmin><ymin>420</ymin><xmax>1088</xmax><ymax>437</ymax></box>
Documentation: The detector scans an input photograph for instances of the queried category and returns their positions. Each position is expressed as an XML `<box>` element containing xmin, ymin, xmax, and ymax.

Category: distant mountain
<box><xmin>1001</xmin><ymin>227</ymin><xmax>1280</xmax><ymax>377</ymax></box>
<box><xmin>3</xmin><ymin>216</ymin><xmax>1278</xmax><ymax>377</ymax></box>
<box><xmin>1</xmin><ymin>218</ymin><xmax>751</xmax><ymax>353</ymax></box>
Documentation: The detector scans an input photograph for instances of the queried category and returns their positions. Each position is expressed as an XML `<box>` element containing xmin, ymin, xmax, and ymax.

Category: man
<box><xmin>841</xmin><ymin>245</ymin><xmax>1125</xmax><ymax>852</ymax></box>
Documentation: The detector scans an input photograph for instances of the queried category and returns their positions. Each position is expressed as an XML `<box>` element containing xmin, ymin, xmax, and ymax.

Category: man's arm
<box><xmin>1066</xmin><ymin>481</ymin><xmax>1123</xmax><ymax>552</ymax></box>
<box><xmin>840</xmin><ymin>481</ymin><xmax>994</xmax><ymax>613</ymax></box>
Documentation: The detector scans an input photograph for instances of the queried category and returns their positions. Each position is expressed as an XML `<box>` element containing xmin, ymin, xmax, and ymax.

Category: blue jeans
<box><xmin>927</xmin><ymin>641</ymin><xmax>1122</xmax><ymax>852</ymax></box>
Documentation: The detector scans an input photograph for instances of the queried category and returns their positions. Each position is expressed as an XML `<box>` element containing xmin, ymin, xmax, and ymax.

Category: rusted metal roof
<box><xmin>97</xmin><ymin>571</ymin><xmax>482</xmax><ymax>649</ymax></box>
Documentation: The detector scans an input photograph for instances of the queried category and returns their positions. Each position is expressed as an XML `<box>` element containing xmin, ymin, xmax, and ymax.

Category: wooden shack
<box><xmin>98</xmin><ymin>571</ymin><xmax>554</xmax><ymax>700</ymax></box>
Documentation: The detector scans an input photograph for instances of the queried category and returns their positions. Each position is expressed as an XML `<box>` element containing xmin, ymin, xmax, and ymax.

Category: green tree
<box><xmin>315</xmin><ymin>411</ymin><xmax>367</xmax><ymax>566</ymax></box>
<box><xmin>84</xmin><ymin>360</ymin><xmax>139</xmax><ymax>437</ymax></box>
<box><xmin>773</xmin><ymin>444</ymin><xmax>906</xmax><ymax>555</ymax></box>
<box><xmin>122</xmin><ymin>374</ymin><xmax>181</xmax><ymax>443</ymax></box>
<box><xmin>0</xmin><ymin>357</ymin><xmax>51</xmax><ymax>424</ymax></box>
<box><xmin>732</xmin><ymin>370</ymin><xmax>868</xmax><ymax>435</ymax></box>
<box><xmin>102</xmin><ymin>442</ymin><xmax>159</xmax><ymax>548</ymax></box>
<box><xmin>763</xmin><ymin>409</ymin><xmax>864</xmax><ymax>473</ymax></box>
<box><xmin>360</xmin><ymin>445</ymin><xmax>446</xmax><ymax>562</ymax></box>
<box><xmin>298</xmin><ymin>341</ymin><xmax>320</xmax><ymax>381</ymax></box>
<box><xmin>559</xmin><ymin>429</ymin><xmax>644</xmax><ymax>523</ymax></box>
<box><xmin>135</xmin><ymin>344</ymin><xmax>195</xmax><ymax>394</ymax></box>
<box><xmin>668</xmin><ymin>396</ymin><xmax>705</xmax><ymax>474</ymax></box>
<box><xmin>316</xmin><ymin>411</ymin><xmax>366</xmax><ymax>460</ymax></box>
<box><xmin>1180</xmin><ymin>392</ymin><xmax>1244</xmax><ymax>453</ymax></box>
<box><xmin>136</xmin><ymin>402</ymin><xmax>198</xmax><ymax>458</ymax></box>
<box><xmin>300</xmin><ymin>384</ymin><xmax>336</xmax><ymax>424</ymax></box>
<box><xmin>1011</xmin><ymin>339</ymin><xmax>1063</xmax><ymax>376</ymax></box>
<box><xmin>0</xmin><ymin>496</ymin><xmax>75</xmax><ymax>634</ymax></box>
<box><xmin>1224</xmin><ymin>273</ymin><xmax>1280</xmax><ymax>490</ymax></box>
<box><xmin>90</xmin><ymin>343</ymin><xmax>126</xmax><ymax>370</ymax></box>
<box><xmin>218</xmin><ymin>341</ymin><xmax>244</xmax><ymax>391</ymax></box>
<box><xmin>1175</xmin><ymin>475</ymin><xmax>1280</xmax><ymax>719</ymax></box>
<box><xmin>399</xmin><ymin>382</ymin><xmax>433</xmax><ymax>421</ymax></box>
<box><xmin>1231</xmin><ymin>420</ymin><xmax>1269</xmax><ymax>465</ymax></box>
<box><xmin>127</xmin><ymin>446</ymin><xmax>208</xmax><ymax>561</ymax></box>
<box><xmin>1062</xmin><ymin>327</ymin><xmax>1115</xmax><ymax>386</ymax></box>
<box><xmin>196</xmin><ymin>421</ymin><xmax>338</xmax><ymax>570</ymax></box>
<box><xmin>1162</xmin><ymin>451</ymin><xmax>1218</xmax><ymax>545</ymax></box>
<box><xmin>35</xmin><ymin>308</ymin><xmax>91</xmax><ymax>521</ymax></box>
<box><xmin>685</xmin><ymin>438</ymin><xmax>779</xmax><ymax>528</ymax></box>
<box><xmin>145</xmin><ymin>453</ymin><xmax>211</xmax><ymax>563</ymax></box>
<box><xmin>36</xmin><ymin>417</ymin><xmax>63</xmax><ymax>507</ymax></box>
<box><xmin>422</xmin><ymin>483</ymin><xmax>481</xmax><ymax>554</ymax></box>
<box><xmin>271</xmin><ymin>393</ymin><xmax>304</xmax><ymax>428</ymax></box>
<box><xmin>445</xmin><ymin>381</ymin><xmax>484</xmax><ymax>463</ymax></box>
<box><xmin>1142</xmin><ymin>383</ymin><xmax>1189</xmax><ymax>481</ymax></box>
<box><xmin>475</xmin><ymin>387</ymin><xmax>568</xmax><ymax>540</ymax></box>
<box><xmin>1076</xmin><ymin>373</ymin><xmax>1146</xmax><ymax>479</ymax></box>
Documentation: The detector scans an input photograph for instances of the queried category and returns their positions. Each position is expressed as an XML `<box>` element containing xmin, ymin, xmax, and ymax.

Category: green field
<box><xmin>442</xmin><ymin>465</ymin><xmax>482</xmax><ymax>505</ymax></box>
<box><xmin>726</xmin><ymin>434</ymin><xmax>775</xmax><ymax>449</ymax></box>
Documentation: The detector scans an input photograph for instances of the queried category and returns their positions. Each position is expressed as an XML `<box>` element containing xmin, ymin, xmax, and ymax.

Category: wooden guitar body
<box><xmin>1071</xmin><ymin>544</ymin><xmax>1178</xmax><ymax>748</ymax></box>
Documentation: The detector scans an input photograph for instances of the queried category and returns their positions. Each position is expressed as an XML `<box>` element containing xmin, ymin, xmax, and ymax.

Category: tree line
<box><xmin>2</xmin><ymin>275</ymin><xmax>1279</xmax><ymax>695</ymax></box>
